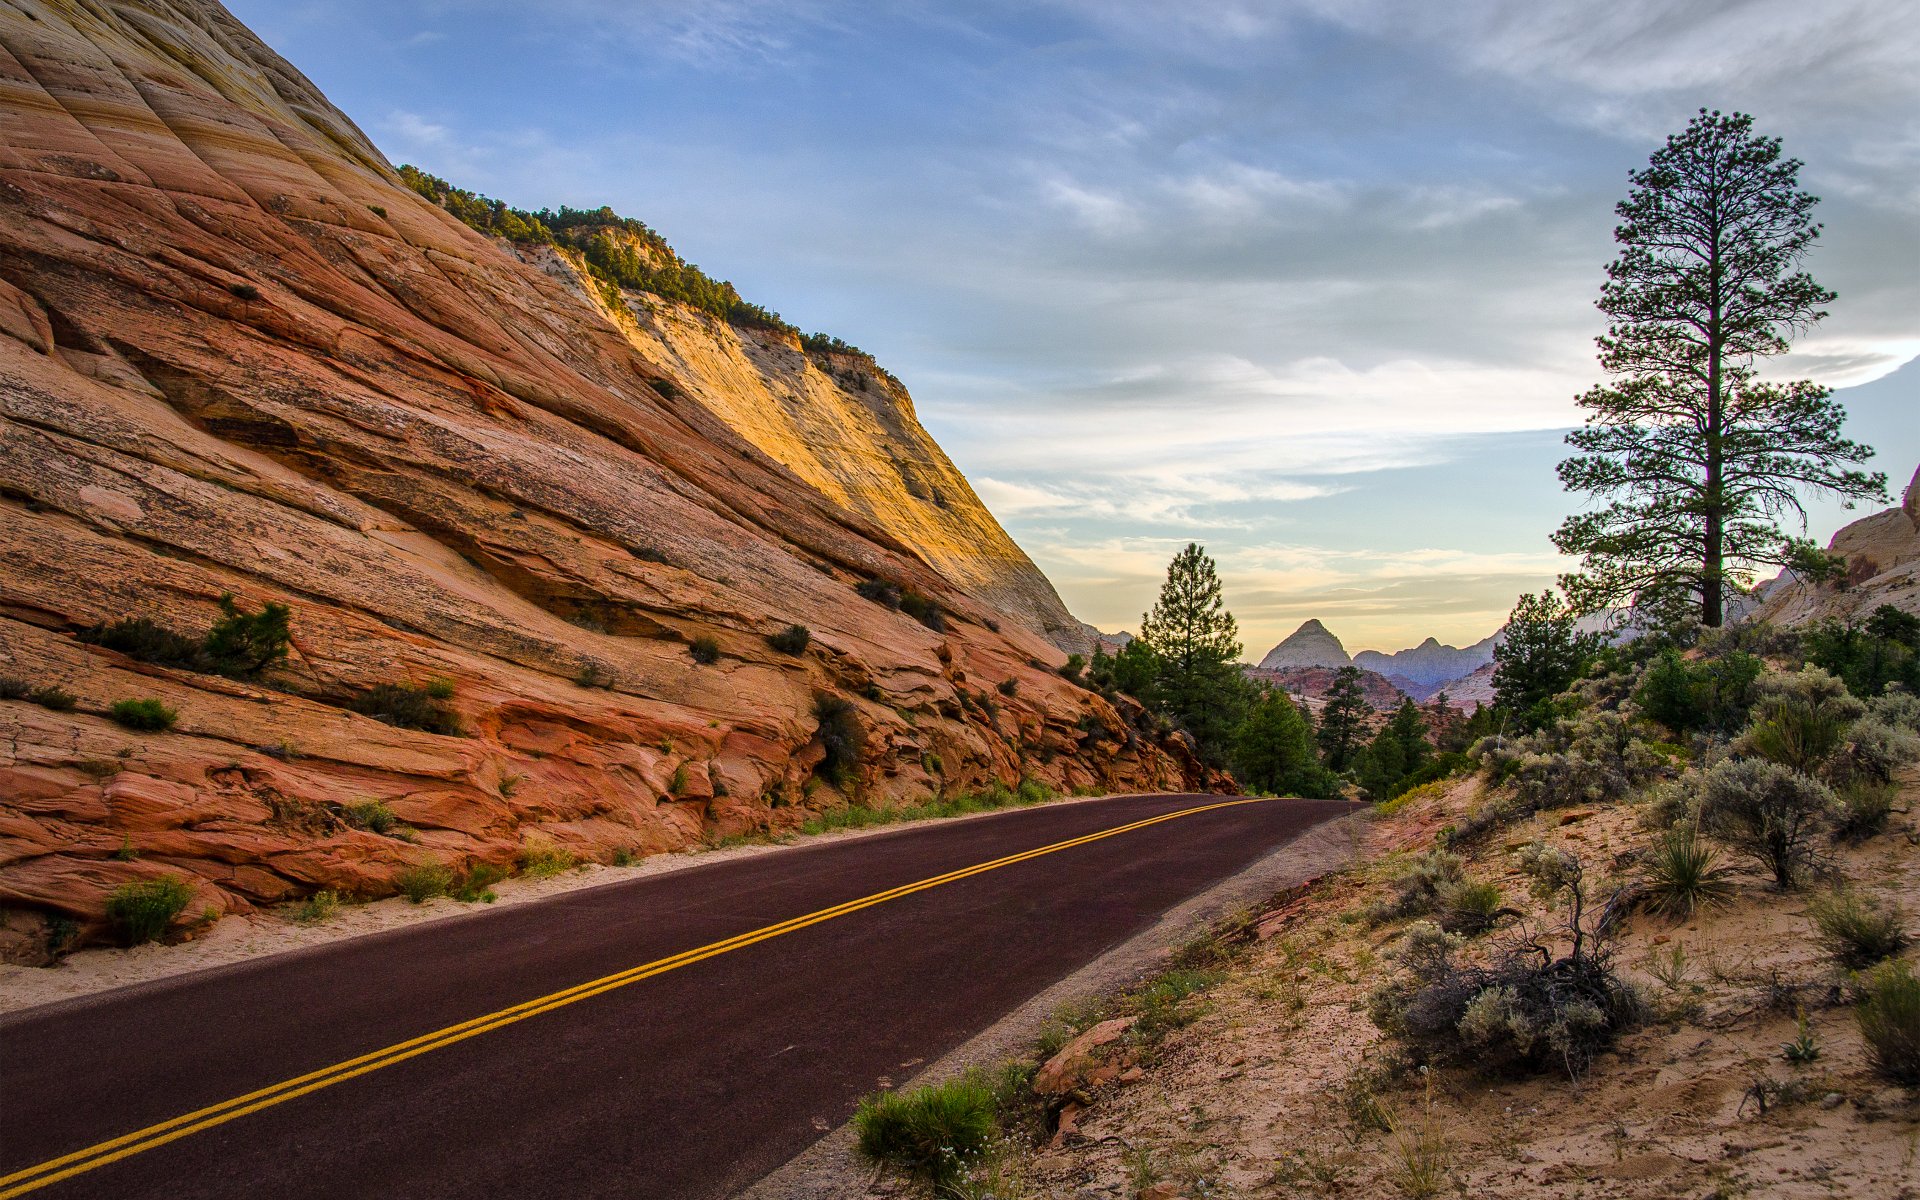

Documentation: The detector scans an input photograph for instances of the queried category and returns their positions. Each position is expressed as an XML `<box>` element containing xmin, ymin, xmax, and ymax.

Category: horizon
<box><xmin>235</xmin><ymin>0</ymin><xmax>1920</xmax><ymax>654</ymax></box>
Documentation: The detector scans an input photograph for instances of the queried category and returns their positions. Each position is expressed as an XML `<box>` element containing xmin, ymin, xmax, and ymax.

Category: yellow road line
<box><xmin>0</xmin><ymin>797</ymin><xmax>1263</xmax><ymax>1197</ymax></box>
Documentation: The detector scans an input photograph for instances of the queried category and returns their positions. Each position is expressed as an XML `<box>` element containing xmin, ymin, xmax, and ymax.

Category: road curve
<box><xmin>0</xmin><ymin>792</ymin><xmax>1351</xmax><ymax>1200</ymax></box>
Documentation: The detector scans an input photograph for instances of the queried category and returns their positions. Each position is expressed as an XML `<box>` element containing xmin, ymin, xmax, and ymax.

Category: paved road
<box><xmin>0</xmin><ymin>793</ymin><xmax>1350</xmax><ymax>1200</ymax></box>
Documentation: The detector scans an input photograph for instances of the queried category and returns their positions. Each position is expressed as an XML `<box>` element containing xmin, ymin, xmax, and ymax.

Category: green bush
<box><xmin>996</xmin><ymin>678</ymin><xmax>1018</xmax><ymax>698</ymax></box>
<box><xmin>1697</xmin><ymin>757</ymin><xmax>1833</xmax><ymax>888</ymax></box>
<box><xmin>349</xmin><ymin>683</ymin><xmax>462</xmax><ymax>735</ymax></box>
<box><xmin>396</xmin><ymin>863</ymin><xmax>454</xmax><ymax>902</ymax></box>
<box><xmin>344</xmin><ymin>801</ymin><xmax>398</xmax><ymax>835</ymax></box>
<box><xmin>452</xmin><ymin>863</ymin><xmax>508</xmax><ymax>902</ymax></box>
<box><xmin>813</xmin><ymin>695</ymin><xmax>865</xmax><ymax>786</ymax></box>
<box><xmin>0</xmin><ymin>675</ymin><xmax>30</xmax><ymax>700</ymax></box>
<box><xmin>80</xmin><ymin>616</ymin><xmax>202</xmax><ymax>668</ymax></box>
<box><xmin>106</xmin><ymin>876</ymin><xmax>194</xmax><ymax>944</ymax></box>
<box><xmin>768</xmin><ymin>625</ymin><xmax>811</xmax><ymax>655</ymax></box>
<box><xmin>1804</xmin><ymin>605</ymin><xmax>1920</xmax><ymax>698</ymax></box>
<box><xmin>1857</xmin><ymin>959</ymin><xmax>1920</xmax><ymax>1084</ymax></box>
<box><xmin>1641</xmin><ymin>824</ymin><xmax>1736</xmax><ymax>918</ymax></box>
<box><xmin>294</xmin><ymin>890</ymin><xmax>341</xmax><ymax>924</ymax></box>
<box><xmin>110</xmin><ymin>698</ymin><xmax>177</xmax><ymax>731</ymax></box>
<box><xmin>852</xmin><ymin>1072</ymin><xmax>999</xmax><ymax>1190</ymax></box>
<box><xmin>1635</xmin><ymin>648</ymin><xmax>1762</xmax><ymax>733</ymax></box>
<box><xmin>81</xmin><ymin>594</ymin><xmax>291</xmax><ymax>678</ymax></box>
<box><xmin>1808</xmin><ymin>889</ymin><xmax>1909</xmax><ymax>971</ymax></box>
<box><xmin>689</xmin><ymin>636</ymin><xmax>721</xmax><ymax>665</ymax></box>
<box><xmin>854</xmin><ymin>580</ymin><xmax>902</xmax><ymax>609</ymax></box>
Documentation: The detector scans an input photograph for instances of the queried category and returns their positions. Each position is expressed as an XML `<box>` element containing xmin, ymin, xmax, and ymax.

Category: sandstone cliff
<box><xmin>1751</xmin><ymin>464</ymin><xmax>1920</xmax><ymax>626</ymax></box>
<box><xmin>1256</xmin><ymin>619</ymin><xmax>1351</xmax><ymax>671</ymax></box>
<box><xmin>0</xmin><ymin>0</ymin><xmax>1214</xmax><ymax>949</ymax></box>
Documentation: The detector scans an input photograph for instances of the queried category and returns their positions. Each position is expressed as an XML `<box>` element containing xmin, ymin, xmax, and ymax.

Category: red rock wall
<box><xmin>0</xmin><ymin>0</ymin><xmax>1219</xmax><ymax>949</ymax></box>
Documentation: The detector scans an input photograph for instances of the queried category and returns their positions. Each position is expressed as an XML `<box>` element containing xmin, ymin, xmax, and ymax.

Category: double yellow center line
<box><xmin>0</xmin><ymin>797</ymin><xmax>1262</xmax><ymax>1197</ymax></box>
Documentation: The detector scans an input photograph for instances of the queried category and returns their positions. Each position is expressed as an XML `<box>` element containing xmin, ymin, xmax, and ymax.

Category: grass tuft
<box><xmin>853</xmin><ymin>1071</ymin><xmax>1000</xmax><ymax>1190</ymax></box>
<box><xmin>517</xmin><ymin>839</ymin><xmax>578</xmax><ymax>878</ymax></box>
<box><xmin>1807</xmin><ymin>889</ymin><xmax>1910</xmax><ymax>971</ymax></box>
<box><xmin>1857</xmin><ymin>959</ymin><xmax>1920</xmax><ymax>1084</ymax></box>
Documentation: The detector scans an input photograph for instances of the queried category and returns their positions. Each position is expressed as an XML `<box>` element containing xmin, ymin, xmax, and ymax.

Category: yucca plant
<box><xmin>1642</xmin><ymin>824</ymin><xmax>1736</xmax><ymax>918</ymax></box>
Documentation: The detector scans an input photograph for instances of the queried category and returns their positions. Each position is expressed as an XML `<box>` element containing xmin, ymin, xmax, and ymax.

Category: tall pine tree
<box><xmin>1555</xmin><ymin>109</ymin><xmax>1884</xmax><ymax>626</ymax></box>
<box><xmin>1316</xmin><ymin>665</ymin><xmax>1369</xmax><ymax>773</ymax></box>
<box><xmin>1138</xmin><ymin>543</ymin><xmax>1249</xmax><ymax>764</ymax></box>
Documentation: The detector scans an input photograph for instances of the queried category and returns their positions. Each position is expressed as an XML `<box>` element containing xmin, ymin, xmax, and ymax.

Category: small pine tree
<box><xmin>1233</xmin><ymin>688</ymin><xmax>1335</xmax><ymax>797</ymax></box>
<box><xmin>1137</xmin><ymin>544</ymin><xmax>1250</xmax><ymax>764</ymax></box>
<box><xmin>1316</xmin><ymin>665</ymin><xmax>1370</xmax><ymax>772</ymax></box>
<box><xmin>1354</xmin><ymin>698</ymin><xmax>1433</xmax><ymax>800</ymax></box>
<box><xmin>1492</xmin><ymin>593</ymin><xmax>1603</xmax><ymax>732</ymax></box>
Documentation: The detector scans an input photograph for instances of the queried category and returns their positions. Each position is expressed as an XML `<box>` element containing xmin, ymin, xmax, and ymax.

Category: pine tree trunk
<box><xmin>1702</xmin><ymin>226</ymin><xmax>1725</xmax><ymax>628</ymax></box>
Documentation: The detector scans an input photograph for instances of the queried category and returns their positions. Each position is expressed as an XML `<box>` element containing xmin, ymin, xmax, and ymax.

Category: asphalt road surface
<box><xmin>0</xmin><ymin>792</ymin><xmax>1350</xmax><ymax>1200</ymax></box>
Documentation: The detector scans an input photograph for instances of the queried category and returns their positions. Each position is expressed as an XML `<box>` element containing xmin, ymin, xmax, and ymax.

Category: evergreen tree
<box><xmin>1137</xmin><ymin>544</ymin><xmax>1250</xmax><ymax>763</ymax></box>
<box><xmin>1493</xmin><ymin>592</ymin><xmax>1603</xmax><ymax>732</ymax></box>
<box><xmin>1555</xmin><ymin>110</ymin><xmax>1885</xmax><ymax>626</ymax></box>
<box><xmin>1354</xmin><ymin>698</ymin><xmax>1433</xmax><ymax>801</ymax></box>
<box><xmin>1089</xmin><ymin>638</ymin><xmax>1159</xmax><ymax>699</ymax></box>
<box><xmin>1233</xmin><ymin>688</ymin><xmax>1336</xmax><ymax>797</ymax></box>
<box><xmin>1316</xmin><ymin>665</ymin><xmax>1369</xmax><ymax>772</ymax></box>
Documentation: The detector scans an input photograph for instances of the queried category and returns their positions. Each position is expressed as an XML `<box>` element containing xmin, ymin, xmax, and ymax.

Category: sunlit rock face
<box><xmin>1257</xmin><ymin>620</ymin><xmax>1352</xmax><ymax>671</ymax></box>
<box><xmin>0</xmin><ymin>0</ymin><xmax>1213</xmax><ymax>944</ymax></box>
<box><xmin>1752</xmin><ymin>464</ymin><xmax>1920</xmax><ymax>626</ymax></box>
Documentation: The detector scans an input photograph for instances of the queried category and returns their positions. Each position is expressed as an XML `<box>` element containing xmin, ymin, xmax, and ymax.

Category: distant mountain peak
<box><xmin>1258</xmin><ymin>620</ymin><xmax>1352</xmax><ymax>670</ymax></box>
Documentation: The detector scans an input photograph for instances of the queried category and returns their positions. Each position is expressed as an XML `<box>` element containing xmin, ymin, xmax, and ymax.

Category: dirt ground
<box><xmin>995</xmin><ymin>773</ymin><xmax>1920</xmax><ymax>1200</ymax></box>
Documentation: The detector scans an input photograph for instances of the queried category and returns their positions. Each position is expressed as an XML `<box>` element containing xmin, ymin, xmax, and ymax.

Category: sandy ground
<box><xmin>980</xmin><ymin>773</ymin><xmax>1920</xmax><ymax>1200</ymax></box>
<box><xmin>0</xmin><ymin>792</ymin><xmax>1148</xmax><ymax>1017</ymax></box>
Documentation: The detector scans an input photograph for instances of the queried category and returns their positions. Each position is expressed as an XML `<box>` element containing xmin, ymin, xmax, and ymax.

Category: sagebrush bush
<box><xmin>349</xmin><ymin>682</ymin><xmax>462</xmax><ymax>735</ymax></box>
<box><xmin>853</xmin><ymin>1072</ymin><xmax>1000</xmax><ymax>1189</ymax></box>
<box><xmin>110</xmin><ymin>698</ymin><xmax>177</xmax><ymax>731</ymax></box>
<box><xmin>1740</xmin><ymin>695</ymin><xmax>1856</xmax><ymax>776</ymax></box>
<box><xmin>1369</xmin><ymin>852</ymin><xmax>1639</xmax><ymax>1079</ymax></box>
<box><xmin>106</xmin><ymin>876</ymin><xmax>194</xmax><ymax>944</ymax></box>
<box><xmin>1857</xmin><ymin>960</ymin><xmax>1920</xmax><ymax>1084</ymax></box>
<box><xmin>1641</xmin><ymin>824</ymin><xmax>1735</xmax><ymax>918</ymax></box>
<box><xmin>1808</xmin><ymin>889</ymin><xmax>1910</xmax><ymax>971</ymax></box>
<box><xmin>1697</xmin><ymin>757</ymin><xmax>1833</xmax><ymax>888</ymax></box>
<box><xmin>1831</xmin><ymin>716</ymin><xmax>1920</xmax><ymax>787</ymax></box>
<box><xmin>1366</xmin><ymin>850</ymin><xmax>1465</xmax><ymax>926</ymax></box>
<box><xmin>1436</xmin><ymin>879</ymin><xmax>1507</xmax><ymax>937</ymax></box>
<box><xmin>768</xmin><ymin>624</ymin><xmax>811</xmax><ymax>654</ymax></box>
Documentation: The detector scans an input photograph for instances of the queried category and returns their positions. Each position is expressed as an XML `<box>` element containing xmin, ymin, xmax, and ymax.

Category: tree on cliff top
<box><xmin>1555</xmin><ymin>109</ymin><xmax>1885</xmax><ymax>627</ymax></box>
<box><xmin>1138</xmin><ymin>543</ymin><xmax>1248</xmax><ymax>764</ymax></box>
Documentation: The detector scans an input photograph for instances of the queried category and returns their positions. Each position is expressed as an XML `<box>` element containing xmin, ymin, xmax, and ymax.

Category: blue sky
<box><xmin>234</xmin><ymin>0</ymin><xmax>1920</xmax><ymax>655</ymax></box>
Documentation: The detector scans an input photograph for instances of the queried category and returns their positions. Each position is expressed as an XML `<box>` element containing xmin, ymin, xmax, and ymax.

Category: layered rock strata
<box><xmin>0</xmin><ymin>0</ymin><xmax>1215</xmax><ymax>950</ymax></box>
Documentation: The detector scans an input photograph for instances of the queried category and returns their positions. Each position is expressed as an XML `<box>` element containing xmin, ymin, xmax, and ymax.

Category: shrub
<box><xmin>1831</xmin><ymin>716</ymin><xmax>1920</xmax><ymax>787</ymax></box>
<box><xmin>518</xmin><ymin>840</ymin><xmax>578</xmax><ymax>878</ymax></box>
<box><xmin>396</xmin><ymin>863</ymin><xmax>454</xmax><ymax>902</ymax></box>
<box><xmin>768</xmin><ymin>624</ymin><xmax>811</xmax><ymax>654</ymax></box>
<box><xmin>0</xmin><ymin>675</ymin><xmax>29</xmax><ymax>700</ymax></box>
<box><xmin>813</xmin><ymin>695</ymin><xmax>865</xmax><ymax>786</ymax></box>
<box><xmin>852</xmin><ymin>1072</ymin><xmax>999</xmax><ymax>1190</ymax></box>
<box><xmin>1740</xmin><ymin>695</ymin><xmax>1856</xmax><ymax>776</ymax></box>
<box><xmin>1857</xmin><ymin>960</ymin><xmax>1920</xmax><ymax>1084</ymax></box>
<box><xmin>349</xmin><ymin>683</ymin><xmax>462</xmax><ymax>735</ymax></box>
<box><xmin>30</xmin><ymin>685</ymin><xmax>77</xmax><ymax>711</ymax></box>
<box><xmin>1697</xmin><ymin>757</ymin><xmax>1833</xmax><ymax>888</ymax></box>
<box><xmin>294</xmin><ymin>890</ymin><xmax>340</xmax><ymax>924</ymax></box>
<box><xmin>1058</xmin><ymin>653</ymin><xmax>1086</xmax><ymax>682</ymax></box>
<box><xmin>996</xmin><ymin>678</ymin><xmax>1018</xmax><ymax>698</ymax></box>
<box><xmin>106</xmin><ymin>876</ymin><xmax>194</xmax><ymax>944</ymax></box>
<box><xmin>452</xmin><ymin>863</ymin><xmax>508</xmax><ymax>902</ymax></box>
<box><xmin>898</xmin><ymin>588</ymin><xmax>945</xmax><ymax>632</ymax></box>
<box><xmin>344</xmin><ymin>800</ymin><xmax>398</xmax><ymax>834</ymax></box>
<box><xmin>1369</xmin><ymin>852</ymin><xmax>1638</xmax><ymax>1078</ymax></box>
<box><xmin>854</xmin><ymin>580</ymin><xmax>902</xmax><ymax>609</ymax></box>
<box><xmin>227</xmin><ymin>282</ymin><xmax>260</xmax><ymax>300</ymax></box>
<box><xmin>1636</xmin><ymin>648</ymin><xmax>1762</xmax><ymax>734</ymax></box>
<box><xmin>1367</xmin><ymin>850</ymin><xmax>1465</xmax><ymax>926</ymax></box>
<box><xmin>689</xmin><ymin>636</ymin><xmax>721</xmax><ymax>664</ymax></box>
<box><xmin>1834</xmin><ymin>781</ymin><xmax>1896</xmax><ymax>842</ymax></box>
<box><xmin>110</xmin><ymin>698</ymin><xmax>177</xmax><ymax>731</ymax></box>
<box><xmin>1436</xmin><ymin>879</ymin><xmax>1507</xmax><ymax>937</ymax></box>
<box><xmin>1808</xmin><ymin>889</ymin><xmax>1910</xmax><ymax>971</ymax></box>
<box><xmin>1641</xmin><ymin>824</ymin><xmax>1736</xmax><ymax>918</ymax></box>
<box><xmin>201</xmin><ymin>594</ymin><xmax>293</xmax><ymax>677</ymax></box>
<box><xmin>80</xmin><ymin>616</ymin><xmax>202</xmax><ymax>667</ymax></box>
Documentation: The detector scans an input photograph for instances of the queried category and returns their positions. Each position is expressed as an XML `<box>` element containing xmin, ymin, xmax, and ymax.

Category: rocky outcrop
<box><xmin>1751</xmin><ymin>464</ymin><xmax>1920</xmax><ymax>626</ymax></box>
<box><xmin>1257</xmin><ymin>620</ymin><xmax>1351</xmax><ymax>671</ymax></box>
<box><xmin>0</xmin><ymin>0</ymin><xmax>1216</xmax><ymax>947</ymax></box>
<box><xmin>1245</xmin><ymin>666</ymin><xmax>1406</xmax><ymax>712</ymax></box>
